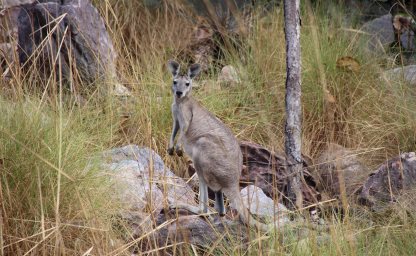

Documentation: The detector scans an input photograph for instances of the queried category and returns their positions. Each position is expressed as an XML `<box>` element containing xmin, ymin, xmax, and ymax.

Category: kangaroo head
<box><xmin>167</xmin><ymin>60</ymin><xmax>201</xmax><ymax>100</ymax></box>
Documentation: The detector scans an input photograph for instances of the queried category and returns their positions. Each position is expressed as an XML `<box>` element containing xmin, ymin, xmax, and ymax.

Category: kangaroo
<box><xmin>166</xmin><ymin>60</ymin><xmax>272</xmax><ymax>231</ymax></box>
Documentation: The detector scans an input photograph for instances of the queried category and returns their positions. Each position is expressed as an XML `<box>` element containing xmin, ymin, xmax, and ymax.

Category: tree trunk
<box><xmin>284</xmin><ymin>0</ymin><xmax>303</xmax><ymax>209</ymax></box>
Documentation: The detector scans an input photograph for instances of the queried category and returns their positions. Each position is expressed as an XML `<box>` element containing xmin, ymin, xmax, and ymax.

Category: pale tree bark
<box><xmin>284</xmin><ymin>0</ymin><xmax>303</xmax><ymax>209</ymax></box>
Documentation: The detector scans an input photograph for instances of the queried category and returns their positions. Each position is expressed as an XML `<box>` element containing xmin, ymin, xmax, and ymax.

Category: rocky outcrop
<box><xmin>105</xmin><ymin>144</ymin><xmax>316</xmax><ymax>250</ymax></box>
<box><xmin>359</xmin><ymin>152</ymin><xmax>416</xmax><ymax>211</ymax></box>
<box><xmin>0</xmin><ymin>0</ymin><xmax>116</xmax><ymax>83</ymax></box>
<box><xmin>155</xmin><ymin>184</ymin><xmax>293</xmax><ymax>248</ymax></box>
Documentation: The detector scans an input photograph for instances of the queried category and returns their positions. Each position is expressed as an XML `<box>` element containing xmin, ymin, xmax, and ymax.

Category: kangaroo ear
<box><xmin>167</xmin><ymin>60</ymin><xmax>180</xmax><ymax>76</ymax></box>
<box><xmin>188</xmin><ymin>63</ymin><xmax>201</xmax><ymax>79</ymax></box>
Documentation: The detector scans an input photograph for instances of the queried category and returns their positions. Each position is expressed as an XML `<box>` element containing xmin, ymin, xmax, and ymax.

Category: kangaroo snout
<box><xmin>176</xmin><ymin>91</ymin><xmax>183</xmax><ymax>97</ymax></box>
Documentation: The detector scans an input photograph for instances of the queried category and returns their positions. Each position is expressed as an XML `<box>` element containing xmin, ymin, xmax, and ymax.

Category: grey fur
<box><xmin>167</xmin><ymin>60</ymin><xmax>270</xmax><ymax>231</ymax></box>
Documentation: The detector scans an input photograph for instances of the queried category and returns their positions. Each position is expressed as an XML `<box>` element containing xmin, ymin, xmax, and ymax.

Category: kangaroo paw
<box><xmin>175</xmin><ymin>147</ymin><xmax>183</xmax><ymax>157</ymax></box>
<box><xmin>167</xmin><ymin>147</ymin><xmax>174</xmax><ymax>156</ymax></box>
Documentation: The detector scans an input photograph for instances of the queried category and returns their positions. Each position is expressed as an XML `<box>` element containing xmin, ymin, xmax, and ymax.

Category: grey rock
<box><xmin>160</xmin><ymin>216</ymin><xmax>222</xmax><ymax>247</ymax></box>
<box><xmin>400</xmin><ymin>30</ymin><xmax>415</xmax><ymax>51</ymax></box>
<box><xmin>154</xmin><ymin>214</ymin><xmax>245</xmax><ymax>248</ymax></box>
<box><xmin>361</xmin><ymin>14</ymin><xmax>395</xmax><ymax>54</ymax></box>
<box><xmin>383</xmin><ymin>65</ymin><xmax>416</xmax><ymax>86</ymax></box>
<box><xmin>360</xmin><ymin>13</ymin><xmax>415</xmax><ymax>53</ymax></box>
<box><xmin>314</xmin><ymin>144</ymin><xmax>369</xmax><ymax>199</ymax></box>
<box><xmin>343</xmin><ymin>1</ymin><xmax>404</xmax><ymax>24</ymax></box>
<box><xmin>104</xmin><ymin>145</ymin><xmax>196</xmax><ymax>213</ymax></box>
<box><xmin>359</xmin><ymin>152</ymin><xmax>416</xmax><ymax>210</ymax></box>
<box><xmin>218</xmin><ymin>65</ymin><xmax>240</xmax><ymax>86</ymax></box>
<box><xmin>60</xmin><ymin>0</ymin><xmax>116</xmax><ymax>81</ymax></box>
<box><xmin>103</xmin><ymin>144</ymin><xmax>165</xmax><ymax>171</ymax></box>
<box><xmin>236</xmin><ymin>185</ymin><xmax>290</xmax><ymax>225</ymax></box>
<box><xmin>107</xmin><ymin>160</ymin><xmax>165</xmax><ymax>212</ymax></box>
<box><xmin>117</xmin><ymin>211</ymin><xmax>153</xmax><ymax>240</ymax></box>
<box><xmin>0</xmin><ymin>7</ymin><xmax>20</xmax><ymax>64</ymax></box>
<box><xmin>1</xmin><ymin>0</ymin><xmax>116</xmax><ymax>83</ymax></box>
<box><xmin>112</xmin><ymin>83</ymin><xmax>131</xmax><ymax>96</ymax></box>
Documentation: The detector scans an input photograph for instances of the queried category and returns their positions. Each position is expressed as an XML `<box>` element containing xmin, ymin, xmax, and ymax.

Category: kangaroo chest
<box><xmin>173</xmin><ymin>102</ymin><xmax>193</xmax><ymax>136</ymax></box>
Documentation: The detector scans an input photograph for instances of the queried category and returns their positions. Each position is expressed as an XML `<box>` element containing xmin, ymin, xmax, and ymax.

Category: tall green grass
<box><xmin>0</xmin><ymin>95</ymin><xmax>124</xmax><ymax>255</ymax></box>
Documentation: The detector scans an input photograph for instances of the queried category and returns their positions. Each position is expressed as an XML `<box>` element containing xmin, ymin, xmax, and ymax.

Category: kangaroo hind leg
<box><xmin>198</xmin><ymin>175</ymin><xmax>209</xmax><ymax>214</ymax></box>
<box><xmin>215</xmin><ymin>190</ymin><xmax>226</xmax><ymax>216</ymax></box>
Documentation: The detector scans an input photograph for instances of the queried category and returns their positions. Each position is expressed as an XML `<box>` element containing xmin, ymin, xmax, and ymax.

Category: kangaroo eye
<box><xmin>185</xmin><ymin>82</ymin><xmax>190</xmax><ymax>86</ymax></box>
<box><xmin>173</xmin><ymin>80</ymin><xmax>177</xmax><ymax>85</ymax></box>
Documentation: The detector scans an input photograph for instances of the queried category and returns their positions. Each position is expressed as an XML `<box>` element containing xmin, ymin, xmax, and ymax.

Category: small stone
<box><xmin>112</xmin><ymin>83</ymin><xmax>131</xmax><ymax>96</ymax></box>
<box><xmin>218</xmin><ymin>65</ymin><xmax>240</xmax><ymax>85</ymax></box>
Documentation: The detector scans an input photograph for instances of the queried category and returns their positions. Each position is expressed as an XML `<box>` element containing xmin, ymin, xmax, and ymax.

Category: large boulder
<box><xmin>360</xmin><ymin>13</ymin><xmax>416</xmax><ymax>56</ymax></box>
<box><xmin>361</xmin><ymin>14</ymin><xmax>395</xmax><ymax>54</ymax></box>
<box><xmin>359</xmin><ymin>152</ymin><xmax>416</xmax><ymax>211</ymax></box>
<box><xmin>314</xmin><ymin>144</ymin><xmax>369</xmax><ymax>199</ymax></box>
<box><xmin>103</xmin><ymin>145</ymin><xmax>196</xmax><ymax>213</ymax></box>
<box><xmin>0</xmin><ymin>0</ymin><xmax>116</xmax><ymax>83</ymax></box>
